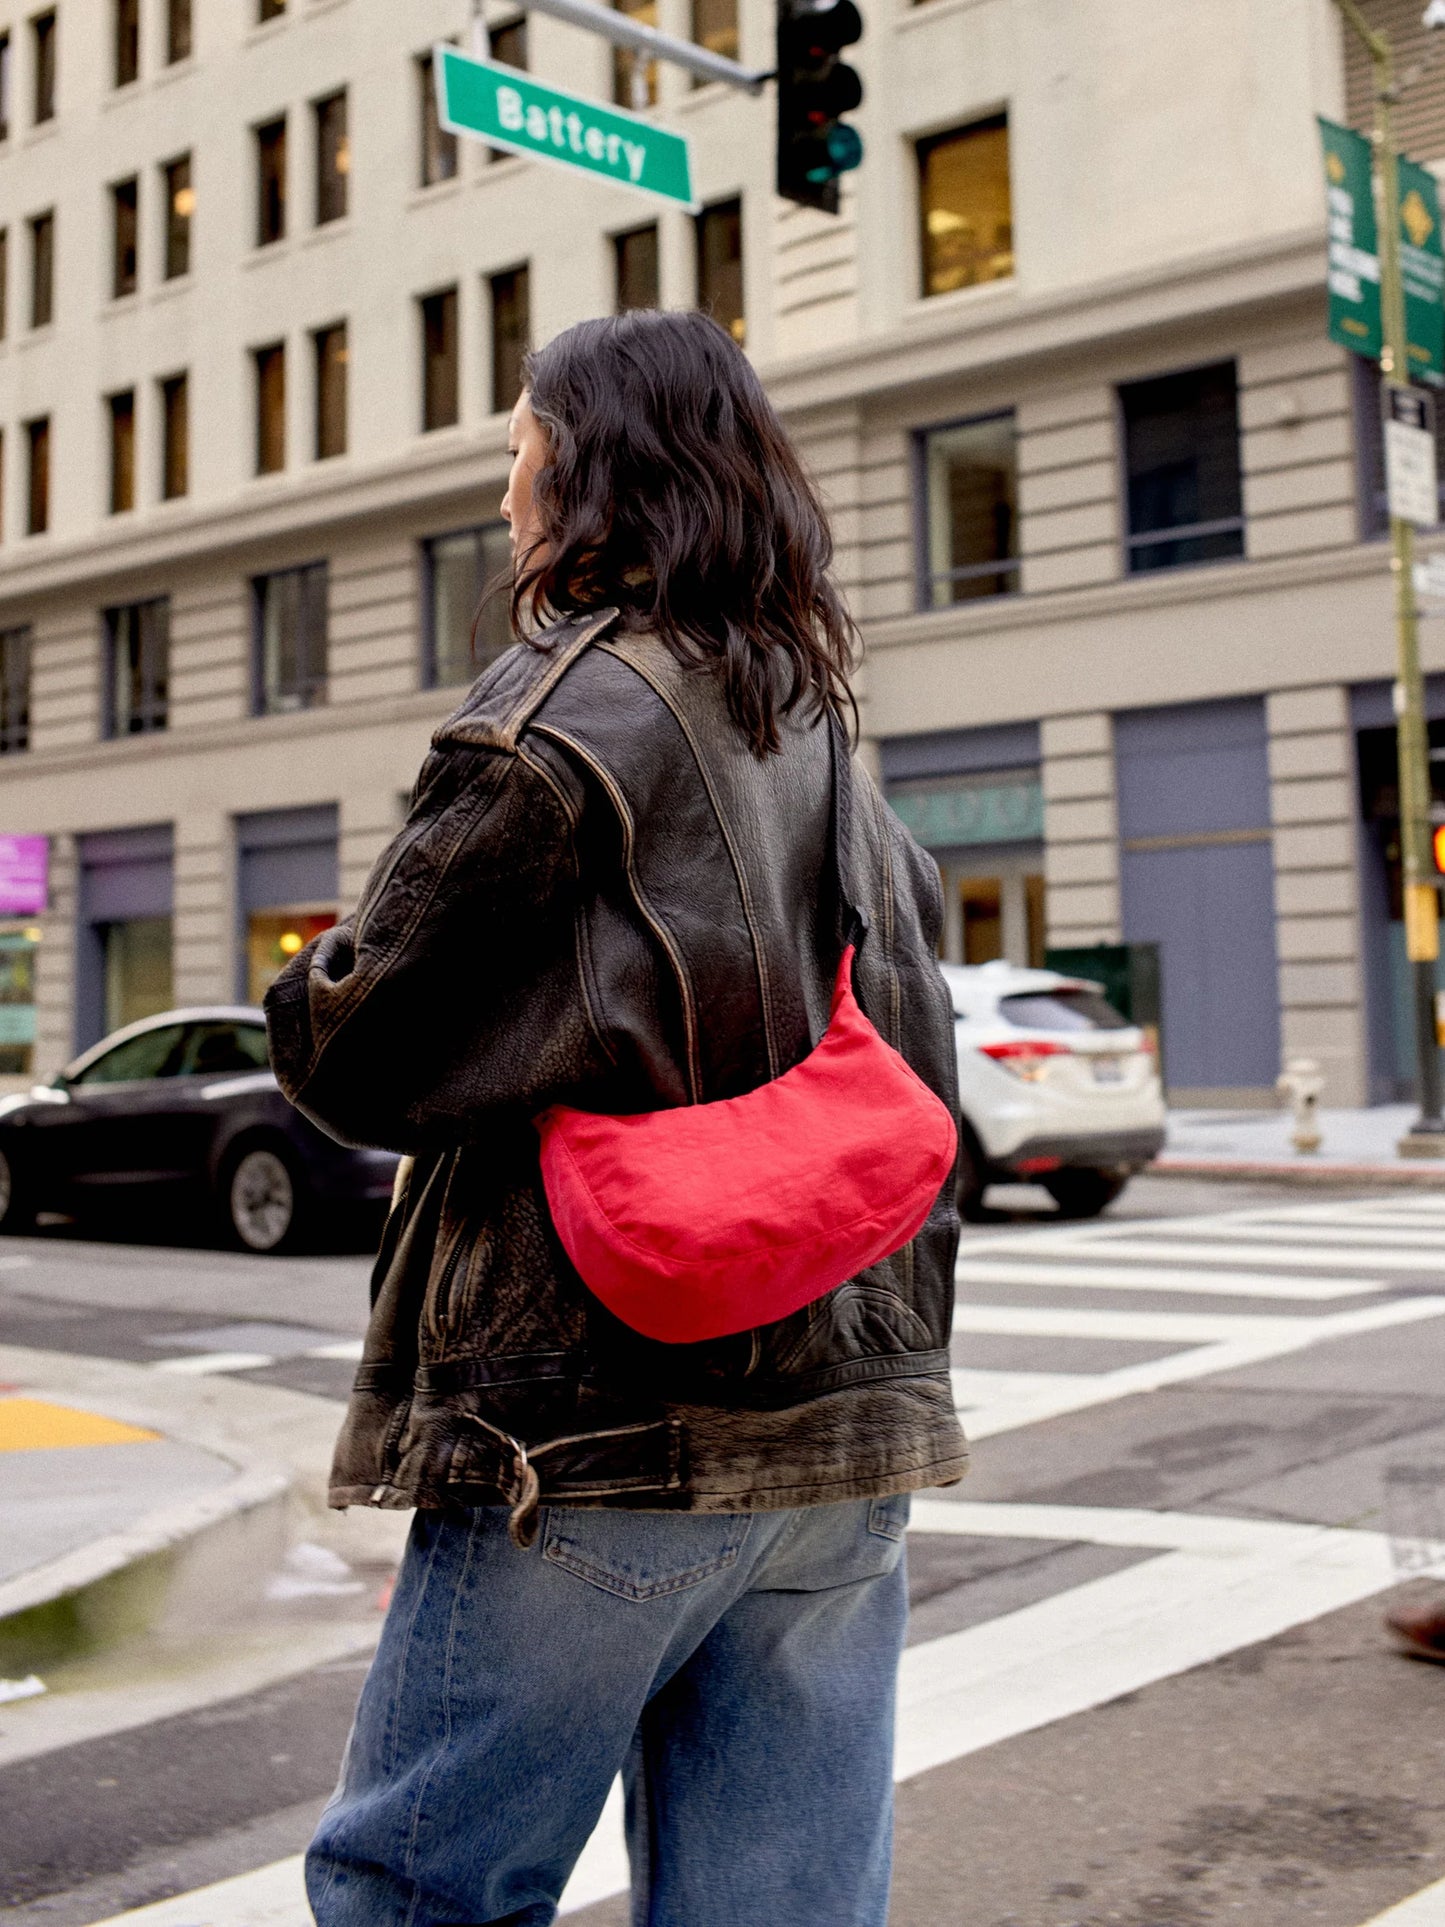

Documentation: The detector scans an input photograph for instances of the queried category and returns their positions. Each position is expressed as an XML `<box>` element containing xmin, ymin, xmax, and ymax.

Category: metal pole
<box><xmin>1332</xmin><ymin>0</ymin><xmax>1445</xmax><ymax>1146</ymax></box>
<box><xmin>504</xmin><ymin>0</ymin><xmax>770</xmax><ymax>92</ymax></box>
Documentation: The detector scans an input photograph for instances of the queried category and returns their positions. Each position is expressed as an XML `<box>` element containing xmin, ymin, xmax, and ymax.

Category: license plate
<box><xmin>1092</xmin><ymin>1056</ymin><xmax>1125</xmax><ymax>1084</ymax></box>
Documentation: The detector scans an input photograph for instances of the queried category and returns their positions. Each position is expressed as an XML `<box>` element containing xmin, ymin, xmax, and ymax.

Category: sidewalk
<box><xmin>1155</xmin><ymin>1103</ymin><xmax>1445</xmax><ymax>1185</ymax></box>
<box><xmin>0</xmin><ymin>1345</ymin><xmax>405</xmax><ymax>1680</ymax></box>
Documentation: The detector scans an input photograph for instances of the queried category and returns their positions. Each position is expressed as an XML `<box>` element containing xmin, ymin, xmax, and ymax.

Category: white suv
<box><xmin>942</xmin><ymin>961</ymin><xmax>1166</xmax><ymax>1219</ymax></box>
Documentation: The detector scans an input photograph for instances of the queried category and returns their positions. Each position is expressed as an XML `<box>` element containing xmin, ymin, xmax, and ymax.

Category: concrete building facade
<box><xmin>0</xmin><ymin>0</ymin><xmax>1440</xmax><ymax>1106</ymax></box>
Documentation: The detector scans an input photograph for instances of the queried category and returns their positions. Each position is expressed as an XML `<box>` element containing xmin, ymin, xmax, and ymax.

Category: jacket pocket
<box><xmin>541</xmin><ymin>1507</ymin><xmax>752</xmax><ymax>1602</ymax></box>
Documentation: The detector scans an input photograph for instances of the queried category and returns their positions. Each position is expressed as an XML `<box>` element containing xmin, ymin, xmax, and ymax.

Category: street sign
<box><xmin>434</xmin><ymin>46</ymin><xmax>696</xmax><ymax>209</ymax></box>
<box><xmin>1320</xmin><ymin>117</ymin><xmax>1382</xmax><ymax>361</ymax></box>
<box><xmin>1384</xmin><ymin>384</ymin><xmax>1440</xmax><ymax>527</ymax></box>
<box><xmin>1412</xmin><ymin>551</ymin><xmax>1445</xmax><ymax>601</ymax></box>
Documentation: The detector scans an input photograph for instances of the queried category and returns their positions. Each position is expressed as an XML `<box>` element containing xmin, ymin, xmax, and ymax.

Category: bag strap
<box><xmin>827</xmin><ymin>707</ymin><xmax>870</xmax><ymax>954</ymax></box>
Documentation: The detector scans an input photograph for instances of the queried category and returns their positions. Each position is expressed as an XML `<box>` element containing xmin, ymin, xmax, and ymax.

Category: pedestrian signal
<box><xmin>776</xmin><ymin>0</ymin><xmax>864</xmax><ymax>215</ymax></box>
<box><xmin>1433</xmin><ymin>821</ymin><xmax>1445</xmax><ymax>874</ymax></box>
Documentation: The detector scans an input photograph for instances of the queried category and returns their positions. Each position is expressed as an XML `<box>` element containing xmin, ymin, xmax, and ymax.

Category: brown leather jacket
<box><xmin>265</xmin><ymin>610</ymin><xmax>968</xmax><ymax>1535</ymax></box>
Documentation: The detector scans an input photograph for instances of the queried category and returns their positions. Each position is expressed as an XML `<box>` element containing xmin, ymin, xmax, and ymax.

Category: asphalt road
<box><xmin>1</xmin><ymin>1172</ymin><xmax>1444</xmax><ymax>1927</ymax></box>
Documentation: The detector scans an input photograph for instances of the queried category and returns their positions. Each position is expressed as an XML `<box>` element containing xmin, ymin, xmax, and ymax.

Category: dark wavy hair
<box><xmin>507</xmin><ymin>309</ymin><xmax>857</xmax><ymax>756</ymax></box>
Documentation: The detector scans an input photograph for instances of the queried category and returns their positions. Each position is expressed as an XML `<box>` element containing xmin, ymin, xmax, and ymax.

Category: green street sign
<box><xmin>1320</xmin><ymin>117</ymin><xmax>1382</xmax><ymax>362</ymax></box>
<box><xmin>434</xmin><ymin>46</ymin><xmax>696</xmax><ymax>209</ymax></box>
<box><xmin>1318</xmin><ymin>116</ymin><xmax>1445</xmax><ymax>380</ymax></box>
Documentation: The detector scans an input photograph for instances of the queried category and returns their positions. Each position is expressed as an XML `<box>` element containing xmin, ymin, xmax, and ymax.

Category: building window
<box><xmin>314</xmin><ymin>322</ymin><xmax>347</xmax><ymax>459</ymax></box>
<box><xmin>108</xmin><ymin>389</ymin><xmax>135</xmax><ymax>513</ymax></box>
<box><xmin>614</xmin><ymin>223</ymin><xmax>659</xmax><ymax>311</ymax></box>
<box><xmin>25</xmin><ymin>417</ymin><xmax>48</xmax><ymax>534</ymax></box>
<box><xmin>916</xmin><ymin>413</ymin><xmax>1020</xmax><ymax>607</ymax></box>
<box><xmin>167</xmin><ymin>0</ymin><xmax>191</xmax><ymax>63</ymax></box>
<box><xmin>253</xmin><ymin>561</ymin><xmax>327</xmax><ymax>714</ymax></box>
<box><xmin>255</xmin><ymin>116</ymin><xmax>287</xmax><ymax>246</ymax></box>
<box><xmin>32</xmin><ymin>11</ymin><xmax>55</xmax><ymax>125</ymax></box>
<box><xmin>423</xmin><ymin>524</ymin><xmax>513</xmax><ymax>686</ymax></box>
<box><xmin>160</xmin><ymin>372</ymin><xmax>188</xmax><ymax>499</ymax></box>
<box><xmin>29</xmin><ymin>210</ymin><xmax>53</xmax><ymax>328</ymax></box>
<box><xmin>254</xmin><ymin>342</ymin><xmax>286</xmax><ymax>473</ymax></box>
<box><xmin>0</xmin><ymin>628</ymin><xmax>30</xmax><ymax>752</ymax></box>
<box><xmin>114</xmin><ymin>0</ymin><xmax>138</xmax><ymax>86</ymax></box>
<box><xmin>696</xmin><ymin>198</ymin><xmax>743</xmax><ymax>343</ymax></box>
<box><xmin>104</xmin><ymin>598</ymin><xmax>169</xmax><ymax>736</ymax></box>
<box><xmin>111</xmin><ymin>177</ymin><xmax>138</xmax><ymax>298</ymax></box>
<box><xmin>613</xmin><ymin>0</ymin><xmax>658</xmax><ymax>109</ymax></box>
<box><xmin>314</xmin><ymin>89</ymin><xmax>348</xmax><ymax>225</ymax></box>
<box><xmin>1120</xmin><ymin>362</ymin><xmax>1245</xmax><ymax>574</ymax></box>
<box><xmin>917</xmin><ymin>115</ymin><xmax>1013</xmax><ymax>298</ymax></box>
<box><xmin>418</xmin><ymin>51</ymin><xmax>458</xmax><ymax>185</ymax></box>
<box><xmin>163</xmin><ymin>154</ymin><xmax>192</xmax><ymax>279</ymax></box>
<box><xmin>420</xmin><ymin>287</ymin><xmax>459</xmax><ymax>431</ymax></box>
<box><xmin>0</xmin><ymin>32</ymin><xmax>12</xmax><ymax>139</ymax></box>
<box><xmin>489</xmin><ymin>266</ymin><xmax>530</xmax><ymax>414</ymax></box>
<box><xmin>690</xmin><ymin>0</ymin><xmax>737</xmax><ymax>79</ymax></box>
<box><xmin>486</xmin><ymin>19</ymin><xmax>527</xmax><ymax>160</ymax></box>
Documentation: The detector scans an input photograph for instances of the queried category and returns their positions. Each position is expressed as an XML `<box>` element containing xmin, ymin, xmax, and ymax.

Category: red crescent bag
<box><xmin>536</xmin><ymin>715</ymin><xmax>957</xmax><ymax>1345</ymax></box>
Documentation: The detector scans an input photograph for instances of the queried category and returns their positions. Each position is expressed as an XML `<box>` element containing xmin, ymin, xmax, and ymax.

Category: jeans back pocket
<box><xmin>542</xmin><ymin>1507</ymin><xmax>753</xmax><ymax>1602</ymax></box>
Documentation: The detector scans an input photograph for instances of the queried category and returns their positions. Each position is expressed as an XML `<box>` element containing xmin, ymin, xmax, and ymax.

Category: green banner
<box><xmin>1320</xmin><ymin>117</ymin><xmax>1382</xmax><ymax>360</ymax></box>
<box><xmin>435</xmin><ymin>47</ymin><xmax>696</xmax><ymax>209</ymax></box>
<box><xmin>1319</xmin><ymin>117</ymin><xmax>1445</xmax><ymax>378</ymax></box>
<box><xmin>1399</xmin><ymin>155</ymin><xmax>1445</xmax><ymax>381</ymax></box>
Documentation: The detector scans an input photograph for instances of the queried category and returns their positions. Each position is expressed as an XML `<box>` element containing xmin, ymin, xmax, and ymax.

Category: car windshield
<box><xmin>180</xmin><ymin>1023</ymin><xmax>271</xmax><ymax>1076</ymax></box>
<box><xmin>71</xmin><ymin>1022</ymin><xmax>188</xmax><ymax>1086</ymax></box>
<box><xmin>999</xmin><ymin>988</ymin><xmax>1130</xmax><ymax>1033</ymax></box>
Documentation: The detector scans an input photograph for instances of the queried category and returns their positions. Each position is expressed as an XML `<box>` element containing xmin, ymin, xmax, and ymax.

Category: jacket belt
<box><xmin>451</xmin><ymin>1410</ymin><xmax>685</xmax><ymax>1547</ymax></box>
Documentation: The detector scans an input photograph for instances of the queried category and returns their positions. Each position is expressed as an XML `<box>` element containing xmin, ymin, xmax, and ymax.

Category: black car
<box><xmin>0</xmin><ymin>1006</ymin><xmax>399</xmax><ymax>1252</ymax></box>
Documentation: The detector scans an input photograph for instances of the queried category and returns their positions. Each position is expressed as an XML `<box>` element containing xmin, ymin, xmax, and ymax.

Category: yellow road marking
<box><xmin>0</xmin><ymin>1397</ymin><xmax>161</xmax><ymax>1452</ymax></box>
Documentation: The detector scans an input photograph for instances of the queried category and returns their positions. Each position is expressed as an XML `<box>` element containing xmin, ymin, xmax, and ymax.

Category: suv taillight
<box><xmin>978</xmin><ymin>1039</ymin><xmax>1070</xmax><ymax>1083</ymax></box>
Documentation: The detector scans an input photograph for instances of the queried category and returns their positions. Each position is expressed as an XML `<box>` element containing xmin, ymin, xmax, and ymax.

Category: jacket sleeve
<box><xmin>263</xmin><ymin>740</ymin><xmax>585</xmax><ymax>1152</ymax></box>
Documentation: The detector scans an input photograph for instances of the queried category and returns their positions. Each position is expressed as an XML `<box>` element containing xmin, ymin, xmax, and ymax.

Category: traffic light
<box><xmin>776</xmin><ymin>0</ymin><xmax>864</xmax><ymax>215</ymax></box>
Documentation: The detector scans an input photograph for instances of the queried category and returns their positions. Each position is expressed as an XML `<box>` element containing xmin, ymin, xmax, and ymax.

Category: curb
<box><xmin>1150</xmin><ymin>1155</ymin><xmax>1445</xmax><ymax>1187</ymax></box>
<box><xmin>0</xmin><ymin>1344</ymin><xmax>406</xmax><ymax>1671</ymax></box>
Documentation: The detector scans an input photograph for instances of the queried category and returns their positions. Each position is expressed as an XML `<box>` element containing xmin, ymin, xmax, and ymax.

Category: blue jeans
<box><xmin>307</xmin><ymin>1495</ymin><xmax>910</xmax><ymax>1927</ymax></box>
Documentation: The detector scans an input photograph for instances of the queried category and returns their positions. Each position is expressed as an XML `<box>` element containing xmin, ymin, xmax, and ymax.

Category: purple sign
<box><xmin>0</xmin><ymin>836</ymin><xmax>48</xmax><ymax>916</ymax></box>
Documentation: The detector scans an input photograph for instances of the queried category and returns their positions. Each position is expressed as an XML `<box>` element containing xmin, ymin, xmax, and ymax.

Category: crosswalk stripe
<box><xmin>964</xmin><ymin>1235</ymin><xmax>1444</xmax><ymax>1275</ymax></box>
<box><xmin>956</xmin><ymin>1295</ymin><xmax>1445</xmax><ymax>1438</ymax></box>
<box><xmin>1108</xmin><ymin>1220</ymin><xmax>1445</xmax><ymax>1255</ymax></box>
<box><xmin>1355</xmin><ymin>1877</ymin><xmax>1445</xmax><ymax>1924</ymax></box>
<box><xmin>953</xmin><ymin>1303</ymin><xmax>1313</xmax><ymax>1343</ymax></box>
<box><xmin>149</xmin><ymin>1351</ymin><xmax>276</xmax><ymax>1376</ymax></box>
<box><xmin>954</xmin><ymin>1258</ymin><xmax>1383</xmax><ymax>1299</ymax></box>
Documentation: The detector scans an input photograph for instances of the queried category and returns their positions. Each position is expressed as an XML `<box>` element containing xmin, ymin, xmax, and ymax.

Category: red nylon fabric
<box><xmin>536</xmin><ymin>947</ymin><xmax>958</xmax><ymax>1344</ymax></box>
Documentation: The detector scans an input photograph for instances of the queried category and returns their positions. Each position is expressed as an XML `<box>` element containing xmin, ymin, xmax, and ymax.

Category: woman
<box><xmin>266</xmin><ymin>309</ymin><xmax>967</xmax><ymax>1927</ymax></box>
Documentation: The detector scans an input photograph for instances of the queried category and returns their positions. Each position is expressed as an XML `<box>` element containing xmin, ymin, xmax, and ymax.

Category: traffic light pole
<box><xmin>1333</xmin><ymin>0</ymin><xmax>1445</xmax><ymax>1148</ymax></box>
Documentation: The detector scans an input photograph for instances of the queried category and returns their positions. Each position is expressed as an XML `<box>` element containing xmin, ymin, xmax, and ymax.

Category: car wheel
<box><xmin>956</xmin><ymin>1131</ymin><xmax>989</xmax><ymax>1222</ymax></box>
<box><xmin>224</xmin><ymin>1143</ymin><xmax>306</xmax><ymax>1253</ymax></box>
<box><xmin>1044</xmin><ymin>1168</ymin><xmax>1128</xmax><ymax>1220</ymax></box>
<box><xmin>0</xmin><ymin>1146</ymin><xmax>33</xmax><ymax>1234</ymax></box>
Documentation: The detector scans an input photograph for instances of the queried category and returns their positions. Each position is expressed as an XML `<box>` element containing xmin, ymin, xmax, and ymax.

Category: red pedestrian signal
<box><xmin>1433</xmin><ymin>821</ymin><xmax>1445</xmax><ymax>875</ymax></box>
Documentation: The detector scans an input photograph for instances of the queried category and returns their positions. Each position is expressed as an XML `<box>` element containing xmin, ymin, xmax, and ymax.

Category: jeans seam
<box><xmin>400</xmin><ymin>1510</ymin><xmax>482</xmax><ymax>1922</ymax></box>
<box><xmin>382</xmin><ymin>1516</ymin><xmax>445</xmax><ymax>1783</ymax></box>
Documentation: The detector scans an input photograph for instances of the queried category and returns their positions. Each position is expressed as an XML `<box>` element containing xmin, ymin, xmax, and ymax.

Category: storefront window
<box><xmin>102</xmin><ymin>916</ymin><xmax>173</xmax><ymax>1034</ymax></box>
<box><xmin>246</xmin><ymin>907</ymin><xmax>336</xmax><ymax>1005</ymax></box>
<box><xmin>0</xmin><ymin>926</ymin><xmax>39</xmax><ymax>1075</ymax></box>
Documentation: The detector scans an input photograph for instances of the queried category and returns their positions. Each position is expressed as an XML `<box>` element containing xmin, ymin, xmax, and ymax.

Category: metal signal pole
<box><xmin>1332</xmin><ymin>0</ymin><xmax>1445</xmax><ymax>1149</ymax></box>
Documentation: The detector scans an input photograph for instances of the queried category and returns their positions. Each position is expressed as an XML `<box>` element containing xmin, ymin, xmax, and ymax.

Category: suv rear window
<box><xmin>999</xmin><ymin>988</ymin><xmax>1129</xmax><ymax>1032</ymax></box>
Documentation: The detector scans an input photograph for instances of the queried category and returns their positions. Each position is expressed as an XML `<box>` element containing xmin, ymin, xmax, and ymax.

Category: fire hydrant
<box><xmin>1277</xmin><ymin>1058</ymin><xmax>1325</xmax><ymax>1154</ymax></box>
